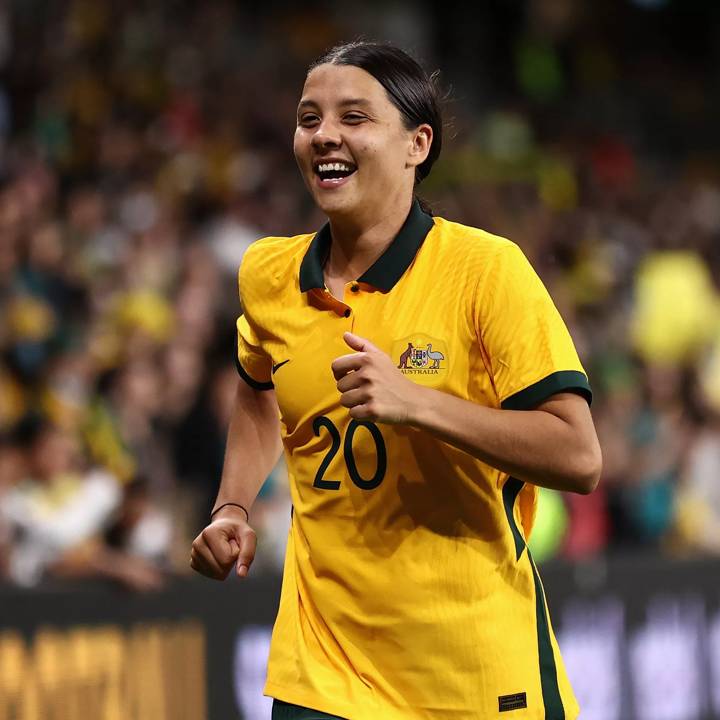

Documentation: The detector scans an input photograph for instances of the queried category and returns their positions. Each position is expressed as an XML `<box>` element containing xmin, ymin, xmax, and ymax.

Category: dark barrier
<box><xmin>542</xmin><ymin>554</ymin><xmax>720</xmax><ymax>720</ymax></box>
<box><xmin>0</xmin><ymin>575</ymin><xmax>280</xmax><ymax>720</ymax></box>
<box><xmin>1</xmin><ymin>556</ymin><xmax>720</xmax><ymax>720</ymax></box>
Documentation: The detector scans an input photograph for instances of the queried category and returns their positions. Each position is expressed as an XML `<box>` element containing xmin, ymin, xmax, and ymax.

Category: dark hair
<box><xmin>309</xmin><ymin>41</ymin><xmax>443</xmax><ymax>202</ymax></box>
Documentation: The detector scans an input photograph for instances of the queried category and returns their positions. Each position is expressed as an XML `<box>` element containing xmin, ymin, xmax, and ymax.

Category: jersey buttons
<box><xmin>351</xmin><ymin>284</ymin><xmax>359</xmax><ymax>293</ymax></box>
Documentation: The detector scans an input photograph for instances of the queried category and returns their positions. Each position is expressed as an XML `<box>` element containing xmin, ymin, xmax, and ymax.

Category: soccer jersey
<box><xmin>236</xmin><ymin>201</ymin><xmax>591</xmax><ymax>719</ymax></box>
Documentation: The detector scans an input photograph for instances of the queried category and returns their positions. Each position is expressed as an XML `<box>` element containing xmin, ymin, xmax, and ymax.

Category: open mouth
<box><xmin>314</xmin><ymin>161</ymin><xmax>357</xmax><ymax>183</ymax></box>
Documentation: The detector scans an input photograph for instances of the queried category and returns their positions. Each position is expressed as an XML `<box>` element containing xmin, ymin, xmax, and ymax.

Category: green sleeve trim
<box><xmin>235</xmin><ymin>357</ymin><xmax>274</xmax><ymax>391</ymax></box>
<box><xmin>501</xmin><ymin>370</ymin><xmax>592</xmax><ymax>410</ymax></box>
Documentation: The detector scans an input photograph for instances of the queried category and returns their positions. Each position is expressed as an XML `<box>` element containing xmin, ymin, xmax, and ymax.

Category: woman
<box><xmin>191</xmin><ymin>41</ymin><xmax>601</xmax><ymax>720</ymax></box>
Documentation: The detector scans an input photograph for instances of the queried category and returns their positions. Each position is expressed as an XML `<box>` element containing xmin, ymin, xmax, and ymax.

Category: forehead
<box><xmin>299</xmin><ymin>63</ymin><xmax>392</xmax><ymax>109</ymax></box>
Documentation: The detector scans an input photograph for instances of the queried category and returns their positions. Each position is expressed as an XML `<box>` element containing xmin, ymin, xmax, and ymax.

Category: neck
<box><xmin>325</xmin><ymin>195</ymin><xmax>413</xmax><ymax>284</ymax></box>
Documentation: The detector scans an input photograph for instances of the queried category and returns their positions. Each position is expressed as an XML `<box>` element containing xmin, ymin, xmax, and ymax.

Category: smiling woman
<box><xmin>191</xmin><ymin>41</ymin><xmax>601</xmax><ymax>720</ymax></box>
<box><xmin>292</xmin><ymin>43</ymin><xmax>441</xmax><ymax>270</ymax></box>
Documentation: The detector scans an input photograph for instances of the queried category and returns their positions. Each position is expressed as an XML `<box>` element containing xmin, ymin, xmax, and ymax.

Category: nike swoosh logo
<box><xmin>272</xmin><ymin>359</ymin><xmax>290</xmax><ymax>375</ymax></box>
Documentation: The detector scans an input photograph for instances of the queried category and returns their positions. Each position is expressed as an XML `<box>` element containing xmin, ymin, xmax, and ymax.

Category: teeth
<box><xmin>317</xmin><ymin>162</ymin><xmax>353</xmax><ymax>173</ymax></box>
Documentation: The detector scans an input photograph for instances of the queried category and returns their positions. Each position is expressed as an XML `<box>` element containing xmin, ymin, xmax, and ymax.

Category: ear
<box><xmin>407</xmin><ymin>124</ymin><xmax>433</xmax><ymax>170</ymax></box>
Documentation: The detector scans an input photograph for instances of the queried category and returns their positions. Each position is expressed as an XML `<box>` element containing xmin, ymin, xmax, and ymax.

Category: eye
<box><xmin>298</xmin><ymin>113</ymin><xmax>320</xmax><ymax>127</ymax></box>
<box><xmin>343</xmin><ymin>113</ymin><xmax>367</xmax><ymax>124</ymax></box>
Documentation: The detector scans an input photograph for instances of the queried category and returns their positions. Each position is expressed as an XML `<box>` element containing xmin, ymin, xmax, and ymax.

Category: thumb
<box><xmin>343</xmin><ymin>331</ymin><xmax>378</xmax><ymax>353</ymax></box>
<box><xmin>235</xmin><ymin>528</ymin><xmax>257</xmax><ymax>578</ymax></box>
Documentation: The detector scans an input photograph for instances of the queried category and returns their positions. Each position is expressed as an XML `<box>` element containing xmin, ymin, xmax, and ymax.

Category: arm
<box><xmin>190</xmin><ymin>379</ymin><xmax>282</xmax><ymax>580</ymax></box>
<box><xmin>333</xmin><ymin>333</ymin><xmax>602</xmax><ymax>495</ymax></box>
<box><xmin>214</xmin><ymin>378</ymin><xmax>283</xmax><ymax>513</ymax></box>
<box><xmin>407</xmin><ymin>388</ymin><xmax>601</xmax><ymax>494</ymax></box>
<box><xmin>50</xmin><ymin>543</ymin><xmax>165</xmax><ymax>592</ymax></box>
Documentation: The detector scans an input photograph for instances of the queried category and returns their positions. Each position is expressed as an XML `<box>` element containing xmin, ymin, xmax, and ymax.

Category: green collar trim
<box><xmin>299</xmin><ymin>200</ymin><xmax>434</xmax><ymax>293</ymax></box>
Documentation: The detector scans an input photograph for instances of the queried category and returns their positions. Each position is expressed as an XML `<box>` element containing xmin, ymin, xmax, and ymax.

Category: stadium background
<box><xmin>1</xmin><ymin>0</ymin><xmax>720</xmax><ymax>718</ymax></box>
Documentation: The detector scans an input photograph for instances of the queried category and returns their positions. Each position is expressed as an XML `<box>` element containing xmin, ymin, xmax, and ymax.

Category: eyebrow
<box><xmin>297</xmin><ymin>98</ymin><xmax>372</xmax><ymax>111</ymax></box>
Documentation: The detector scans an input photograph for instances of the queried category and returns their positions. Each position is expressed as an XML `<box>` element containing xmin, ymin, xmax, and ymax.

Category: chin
<box><xmin>313</xmin><ymin>191</ymin><xmax>359</xmax><ymax>218</ymax></box>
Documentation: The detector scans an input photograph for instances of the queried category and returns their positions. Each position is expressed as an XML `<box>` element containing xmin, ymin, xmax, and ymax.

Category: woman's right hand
<box><xmin>190</xmin><ymin>508</ymin><xmax>257</xmax><ymax>580</ymax></box>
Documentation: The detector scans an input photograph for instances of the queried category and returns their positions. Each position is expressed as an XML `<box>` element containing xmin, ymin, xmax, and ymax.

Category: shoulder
<box><xmin>238</xmin><ymin>232</ymin><xmax>315</xmax><ymax>290</ymax></box>
<box><xmin>239</xmin><ymin>233</ymin><xmax>315</xmax><ymax>275</ymax></box>
<box><xmin>430</xmin><ymin>216</ymin><xmax>522</xmax><ymax>270</ymax></box>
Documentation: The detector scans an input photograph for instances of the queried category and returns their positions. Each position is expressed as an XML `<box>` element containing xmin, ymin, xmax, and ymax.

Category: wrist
<box><xmin>405</xmin><ymin>384</ymin><xmax>436</xmax><ymax>429</ymax></box>
<box><xmin>210</xmin><ymin>501</ymin><xmax>249</xmax><ymax>523</ymax></box>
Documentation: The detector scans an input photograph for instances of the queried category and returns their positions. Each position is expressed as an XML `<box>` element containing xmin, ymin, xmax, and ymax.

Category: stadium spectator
<box><xmin>0</xmin><ymin>421</ymin><xmax>165</xmax><ymax>590</ymax></box>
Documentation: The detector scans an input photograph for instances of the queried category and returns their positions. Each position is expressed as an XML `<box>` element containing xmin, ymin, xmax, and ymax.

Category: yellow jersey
<box><xmin>236</xmin><ymin>201</ymin><xmax>590</xmax><ymax>719</ymax></box>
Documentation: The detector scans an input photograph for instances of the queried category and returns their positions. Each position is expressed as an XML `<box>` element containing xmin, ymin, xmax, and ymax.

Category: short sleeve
<box><xmin>475</xmin><ymin>243</ymin><xmax>591</xmax><ymax>409</ymax></box>
<box><xmin>236</xmin><ymin>251</ymin><xmax>274</xmax><ymax>391</ymax></box>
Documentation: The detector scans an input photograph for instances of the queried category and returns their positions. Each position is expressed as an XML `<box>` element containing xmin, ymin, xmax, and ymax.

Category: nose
<box><xmin>311</xmin><ymin>119</ymin><xmax>341</xmax><ymax>151</ymax></box>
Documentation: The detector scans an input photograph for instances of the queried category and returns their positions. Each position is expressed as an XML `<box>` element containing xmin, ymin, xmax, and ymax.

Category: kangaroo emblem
<box><xmin>426</xmin><ymin>344</ymin><xmax>444</xmax><ymax>369</ymax></box>
<box><xmin>398</xmin><ymin>342</ymin><xmax>414</xmax><ymax>369</ymax></box>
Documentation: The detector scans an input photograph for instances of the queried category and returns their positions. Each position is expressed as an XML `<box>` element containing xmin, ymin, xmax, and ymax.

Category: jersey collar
<box><xmin>299</xmin><ymin>200</ymin><xmax>434</xmax><ymax>293</ymax></box>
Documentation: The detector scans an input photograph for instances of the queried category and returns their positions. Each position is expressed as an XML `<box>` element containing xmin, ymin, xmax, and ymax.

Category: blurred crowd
<box><xmin>1</xmin><ymin>0</ymin><xmax>720</xmax><ymax>590</ymax></box>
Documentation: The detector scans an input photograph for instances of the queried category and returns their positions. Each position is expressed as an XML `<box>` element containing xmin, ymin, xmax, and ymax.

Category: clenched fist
<box><xmin>332</xmin><ymin>332</ymin><xmax>421</xmax><ymax>425</ymax></box>
<box><xmin>190</xmin><ymin>507</ymin><xmax>257</xmax><ymax>580</ymax></box>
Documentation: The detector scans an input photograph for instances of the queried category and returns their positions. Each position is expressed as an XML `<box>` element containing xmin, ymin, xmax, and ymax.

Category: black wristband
<box><xmin>210</xmin><ymin>502</ymin><xmax>249</xmax><ymax>522</ymax></box>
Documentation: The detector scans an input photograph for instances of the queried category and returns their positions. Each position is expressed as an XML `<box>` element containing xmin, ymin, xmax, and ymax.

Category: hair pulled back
<box><xmin>308</xmin><ymin>41</ymin><xmax>443</xmax><ymax>192</ymax></box>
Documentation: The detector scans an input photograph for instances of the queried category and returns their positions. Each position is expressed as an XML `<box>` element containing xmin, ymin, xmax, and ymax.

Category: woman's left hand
<box><xmin>332</xmin><ymin>332</ymin><xmax>420</xmax><ymax>424</ymax></box>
